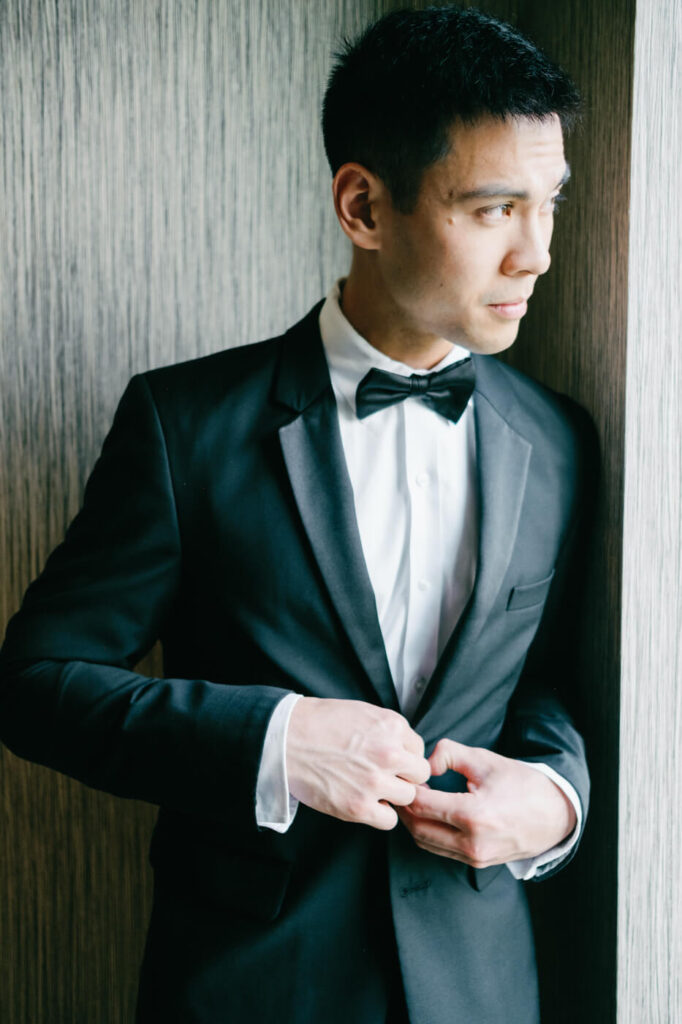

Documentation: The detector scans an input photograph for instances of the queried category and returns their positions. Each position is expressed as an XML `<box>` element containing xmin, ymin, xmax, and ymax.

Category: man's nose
<box><xmin>501</xmin><ymin>218</ymin><xmax>552</xmax><ymax>277</ymax></box>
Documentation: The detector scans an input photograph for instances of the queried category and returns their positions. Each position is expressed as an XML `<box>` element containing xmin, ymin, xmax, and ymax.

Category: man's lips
<box><xmin>487</xmin><ymin>298</ymin><xmax>529</xmax><ymax>319</ymax></box>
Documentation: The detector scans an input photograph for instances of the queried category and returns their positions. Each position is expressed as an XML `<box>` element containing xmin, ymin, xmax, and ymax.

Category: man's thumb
<box><xmin>428</xmin><ymin>738</ymin><xmax>487</xmax><ymax>784</ymax></box>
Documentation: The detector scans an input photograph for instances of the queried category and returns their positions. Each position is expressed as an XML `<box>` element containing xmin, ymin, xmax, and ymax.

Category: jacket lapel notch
<box><xmin>272</xmin><ymin>301</ymin><xmax>328</xmax><ymax>415</ymax></box>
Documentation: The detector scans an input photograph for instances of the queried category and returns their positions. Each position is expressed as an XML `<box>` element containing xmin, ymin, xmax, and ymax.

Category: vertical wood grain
<box><xmin>3</xmin><ymin>2</ymin><xmax>675</xmax><ymax>1021</ymax></box>
<box><xmin>619</xmin><ymin>1</ymin><xmax>682</xmax><ymax>1020</ymax></box>
<box><xmin>474</xmin><ymin>2</ymin><xmax>635</xmax><ymax>1019</ymax></box>
<box><xmin>0</xmin><ymin>2</ymin><xmax>398</xmax><ymax>1020</ymax></box>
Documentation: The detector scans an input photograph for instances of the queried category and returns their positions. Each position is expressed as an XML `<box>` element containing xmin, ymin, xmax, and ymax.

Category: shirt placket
<box><xmin>401</xmin><ymin>398</ymin><xmax>443</xmax><ymax>717</ymax></box>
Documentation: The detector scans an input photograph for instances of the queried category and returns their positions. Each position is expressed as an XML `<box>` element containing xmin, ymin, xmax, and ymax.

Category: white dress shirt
<box><xmin>255</xmin><ymin>280</ymin><xmax>581</xmax><ymax>880</ymax></box>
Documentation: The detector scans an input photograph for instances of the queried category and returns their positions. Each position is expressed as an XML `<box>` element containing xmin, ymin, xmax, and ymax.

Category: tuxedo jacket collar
<box><xmin>272</xmin><ymin>304</ymin><xmax>532</xmax><ymax>720</ymax></box>
<box><xmin>273</xmin><ymin>302</ymin><xmax>398</xmax><ymax>710</ymax></box>
<box><xmin>272</xmin><ymin>301</ymin><xmax>329</xmax><ymax>413</ymax></box>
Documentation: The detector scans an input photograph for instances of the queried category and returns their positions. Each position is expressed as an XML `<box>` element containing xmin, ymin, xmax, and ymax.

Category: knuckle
<box><xmin>375</xmin><ymin>744</ymin><xmax>397</xmax><ymax>770</ymax></box>
<box><xmin>469</xmin><ymin>809</ymin><xmax>492</xmax><ymax>835</ymax></box>
<box><xmin>466</xmin><ymin>838</ymin><xmax>486</xmax><ymax>865</ymax></box>
<box><xmin>460</xmin><ymin>805</ymin><xmax>480</xmax><ymax>828</ymax></box>
<box><xmin>409</xmin><ymin>729</ymin><xmax>425</xmax><ymax>754</ymax></box>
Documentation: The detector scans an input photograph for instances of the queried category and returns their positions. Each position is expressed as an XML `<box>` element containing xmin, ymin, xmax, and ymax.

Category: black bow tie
<box><xmin>355</xmin><ymin>357</ymin><xmax>475</xmax><ymax>424</ymax></box>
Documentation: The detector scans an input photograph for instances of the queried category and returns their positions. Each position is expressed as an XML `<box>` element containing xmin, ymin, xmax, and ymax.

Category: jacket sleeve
<box><xmin>0</xmin><ymin>374</ymin><xmax>290</xmax><ymax>829</ymax></box>
<box><xmin>497</xmin><ymin>401</ymin><xmax>600</xmax><ymax>878</ymax></box>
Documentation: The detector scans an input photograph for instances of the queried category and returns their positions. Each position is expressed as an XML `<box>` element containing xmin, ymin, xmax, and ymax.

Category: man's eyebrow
<box><xmin>452</xmin><ymin>163</ymin><xmax>571</xmax><ymax>202</ymax></box>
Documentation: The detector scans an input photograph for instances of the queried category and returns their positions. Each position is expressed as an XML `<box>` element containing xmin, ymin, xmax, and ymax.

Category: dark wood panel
<box><xmin>0</xmin><ymin>752</ymin><xmax>156</xmax><ymax>1023</ymax></box>
<box><xmin>478</xmin><ymin>2</ymin><xmax>634</xmax><ymax>1020</ymax></box>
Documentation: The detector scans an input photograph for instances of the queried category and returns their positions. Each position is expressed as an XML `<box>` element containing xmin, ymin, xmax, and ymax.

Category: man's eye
<box><xmin>479</xmin><ymin>195</ymin><xmax>567</xmax><ymax>221</ymax></box>
<box><xmin>480</xmin><ymin>203</ymin><xmax>513</xmax><ymax>221</ymax></box>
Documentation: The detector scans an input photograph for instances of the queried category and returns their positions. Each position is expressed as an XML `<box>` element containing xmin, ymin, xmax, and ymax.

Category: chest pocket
<box><xmin>506</xmin><ymin>570</ymin><xmax>555</xmax><ymax>611</ymax></box>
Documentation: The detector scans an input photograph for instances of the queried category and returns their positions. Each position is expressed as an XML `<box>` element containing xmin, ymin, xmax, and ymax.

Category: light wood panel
<box><xmin>0</xmin><ymin>2</ymin><xmax>398</xmax><ymax>1019</ymax></box>
<box><xmin>619</xmin><ymin>1</ymin><xmax>682</xmax><ymax>1020</ymax></box>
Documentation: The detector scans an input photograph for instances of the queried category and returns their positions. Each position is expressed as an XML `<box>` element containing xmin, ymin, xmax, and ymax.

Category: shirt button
<box><xmin>416</xmin><ymin>471</ymin><xmax>429</xmax><ymax>487</ymax></box>
<box><xmin>417</xmin><ymin>579</ymin><xmax>430</xmax><ymax>592</ymax></box>
<box><xmin>414</xmin><ymin>677</ymin><xmax>427</xmax><ymax>692</ymax></box>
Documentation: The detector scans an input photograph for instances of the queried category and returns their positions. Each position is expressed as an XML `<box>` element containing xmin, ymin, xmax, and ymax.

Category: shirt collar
<box><xmin>319</xmin><ymin>279</ymin><xmax>471</xmax><ymax>415</ymax></box>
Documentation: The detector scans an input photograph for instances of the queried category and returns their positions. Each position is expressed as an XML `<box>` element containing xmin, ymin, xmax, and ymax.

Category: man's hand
<box><xmin>286</xmin><ymin>697</ymin><xmax>431</xmax><ymax>830</ymax></box>
<box><xmin>397</xmin><ymin>738</ymin><xmax>577</xmax><ymax>867</ymax></box>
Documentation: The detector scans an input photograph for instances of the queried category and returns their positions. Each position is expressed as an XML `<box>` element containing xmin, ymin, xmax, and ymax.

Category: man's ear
<box><xmin>332</xmin><ymin>163</ymin><xmax>384</xmax><ymax>250</ymax></box>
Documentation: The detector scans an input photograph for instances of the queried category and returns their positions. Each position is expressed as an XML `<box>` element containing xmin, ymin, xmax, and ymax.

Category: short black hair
<box><xmin>322</xmin><ymin>5</ymin><xmax>581</xmax><ymax>212</ymax></box>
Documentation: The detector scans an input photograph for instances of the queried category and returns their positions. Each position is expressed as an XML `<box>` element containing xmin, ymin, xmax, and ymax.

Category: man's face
<box><xmin>375</xmin><ymin>114</ymin><xmax>568</xmax><ymax>355</ymax></box>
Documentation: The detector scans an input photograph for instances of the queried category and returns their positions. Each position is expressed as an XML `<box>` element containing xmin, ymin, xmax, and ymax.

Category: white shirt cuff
<box><xmin>506</xmin><ymin>762</ymin><xmax>583</xmax><ymax>881</ymax></box>
<box><xmin>255</xmin><ymin>692</ymin><xmax>303</xmax><ymax>833</ymax></box>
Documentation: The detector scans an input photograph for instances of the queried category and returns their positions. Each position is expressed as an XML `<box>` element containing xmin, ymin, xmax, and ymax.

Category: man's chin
<box><xmin>463</xmin><ymin>322</ymin><xmax>521</xmax><ymax>356</ymax></box>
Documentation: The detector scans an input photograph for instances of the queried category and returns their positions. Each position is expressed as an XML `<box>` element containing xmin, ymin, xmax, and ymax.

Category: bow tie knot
<box><xmin>355</xmin><ymin>358</ymin><xmax>475</xmax><ymax>424</ymax></box>
<box><xmin>408</xmin><ymin>375</ymin><xmax>431</xmax><ymax>395</ymax></box>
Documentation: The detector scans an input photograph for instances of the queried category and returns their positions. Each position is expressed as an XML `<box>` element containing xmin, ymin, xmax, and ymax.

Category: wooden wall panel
<box><xmin>4</xmin><ymin>1</ymin><xmax>674</xmax><ymax>1021</ymax></box>
<box><xmin>472</xmin><ymin>2</ymin><xmax>634</xmax><ymax>1019</ymax></box>
<box><xmin>0</xmin><ymin>2</ymin><xmax>399</xmax><ymax>1020</ymax></box>
<box><xmin>619</xmin><ymin>1</ymin><xmax>682</xmax><ymax>1020</ymax></box>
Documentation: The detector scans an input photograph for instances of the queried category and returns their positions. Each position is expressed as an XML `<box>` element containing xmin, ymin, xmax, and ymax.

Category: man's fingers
<box><xmin>396</xmin><ymin>753</ymin><xmax>431</xmax><ymax>786</ymax></box>
<box><xmin>285</xmin><ymin>697</ymin><xmax>431</xmax><ymax>829</ymax></box>
<box><xmin>401</xmin><ymin>725</ymin><xmax>427</xmax><ymax>758</ymax></box>
<box><xmin>408</xmin><ymin>785</ymin><xmax>473</xmax><ymax>827</ymax></box>
<box><xmin>428</xmin><ymin>738</ymin><xmax>489</xmax><ymax>783</ymax></box>
<box><xmin>383</xmin><ymin>777</ymin><xmax>417</xmax><ymax>808</ymax></box>
<box><xmin>398</xmin><ymin>807</ymin><xmax>498</xmax><ymax>866</ymax></box>
<box><xmin>397</xmin><ymin>808</ymin><xmax>468</xmax><ymax>860</ymax></box>
<box><xmin>368</xmin><ymin>801</ymin><xmax>399</xmax><ymax>831</ymax></box>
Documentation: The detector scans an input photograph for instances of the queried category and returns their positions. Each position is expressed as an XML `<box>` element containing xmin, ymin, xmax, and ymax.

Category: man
<box><xmin>0</xmin><ymin>6</ymin><xmax>597</xmax><ymax>1023</ymax></box>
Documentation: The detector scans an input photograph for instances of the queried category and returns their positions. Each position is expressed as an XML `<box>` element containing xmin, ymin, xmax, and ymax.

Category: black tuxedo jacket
<box><xmin>0</xmin><ymin>302</ymin><xmax>596</xmax><ymax>1023</ymax></box>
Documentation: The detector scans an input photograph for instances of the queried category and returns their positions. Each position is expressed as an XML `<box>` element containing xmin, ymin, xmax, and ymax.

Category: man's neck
<box><xmin>339</xmin><ymin>270</ymin><xmax>454</xmax><ymax>371</ymax></box>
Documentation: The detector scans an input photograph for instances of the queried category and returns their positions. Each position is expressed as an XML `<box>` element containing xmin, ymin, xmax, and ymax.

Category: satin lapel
<box><xmin>414</xmin><ymin>359</ymin><xmax>532</xmax><ymax>727</ymax></box>
<box><xmin>274</xmin><ymin>309</ymin><xmax>397</xmax><ymax>711</ymax></box>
